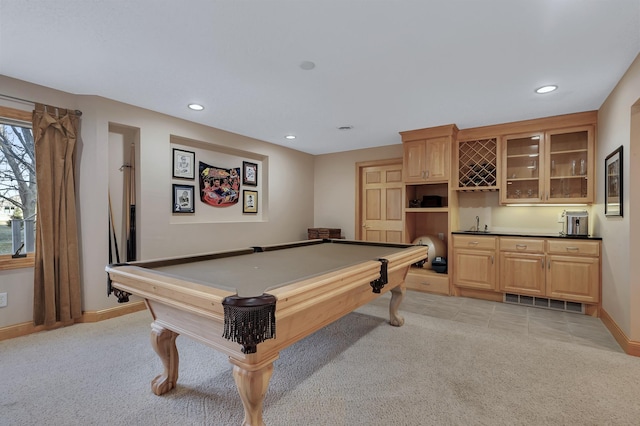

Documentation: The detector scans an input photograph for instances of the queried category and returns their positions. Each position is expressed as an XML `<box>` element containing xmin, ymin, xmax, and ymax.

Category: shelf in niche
<box><xmin>550</xmin><ymin>175</ymin><xmax>588</xmax><ymax>180</ymax></box>
<box><xmin>550</xmin><ymin>149</ymin><xmax>588</xmax><ymax>155</ymax></box>
<box><xmin>405</xmin><ymin>207</ymin><xmax>449</xmax><ymax>213</ymax></box>
<box><xmin>457</xmin><ymin>188</ymin><xmax>499</xmax><ymax>192</ymax></box>
<box><xmin>506</xmin><ymin>177</ymin><xmax>538</xmax><ymax>182</ymax></box>
<box><xmin>506</xmin><ymin>154</ymin><xmax>540</xmax><ymax>159</ymax></box>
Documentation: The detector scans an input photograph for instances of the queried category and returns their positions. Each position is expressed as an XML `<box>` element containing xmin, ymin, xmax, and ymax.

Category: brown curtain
<box><xmin>32</xmin><ymin>104</ymin><xmax>82</xmax><ymax>327</ymax></box>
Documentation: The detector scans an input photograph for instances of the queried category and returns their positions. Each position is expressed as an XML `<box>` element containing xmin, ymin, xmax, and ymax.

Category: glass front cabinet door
<box><xmin>501</xmin><ymin>126</ymin><xmax>594</xmax><ymax>204</ymax></box>
<box><xmin>545</xmin><ymin>127</ymin><xmax>593</xmax><ymax>203</ymax></box>
<box><xmin>502</xmin><ymin>133</ymin><xmax>544</xmax><ymax>203</ymax></box>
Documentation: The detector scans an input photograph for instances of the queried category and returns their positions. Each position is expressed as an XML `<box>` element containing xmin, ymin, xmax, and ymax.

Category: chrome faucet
<box><xmin>475</xmin><ymin>216</ymin><xmax>480</xmax><ymax>232</ymax></box>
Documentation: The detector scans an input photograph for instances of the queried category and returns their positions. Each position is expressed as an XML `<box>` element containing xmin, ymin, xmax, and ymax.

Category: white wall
<box><xmin>0</xmin><ymin>75</ymin><xmax>315</xmax><ymax>327</ymax></box>
<box><xmin>597</xmin><ymin>52</ymin><xmax>640</xmax><ymax>340</ymax></box>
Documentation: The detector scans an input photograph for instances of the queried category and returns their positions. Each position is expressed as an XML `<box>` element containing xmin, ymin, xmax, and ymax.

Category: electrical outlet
<box><xmin>438</xmin><ymin>233</ymin><xmax>444</xmax><ymax>240</ymax></box>
<box><xmin>0</xmin><ymin>292</ymin><xmax>7</xmax><ymax>308</ymax></box>
<box><xmin>557</xmin><ymin>213</ymin><xmax>564</xmax><ymax>223</ymax></box>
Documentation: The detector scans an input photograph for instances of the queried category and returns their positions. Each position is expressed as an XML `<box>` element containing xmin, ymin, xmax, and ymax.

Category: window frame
<box><xmin>0</xmin><ymin>105</ymin><xmax>35</xmax><ymax>270</ymax></box>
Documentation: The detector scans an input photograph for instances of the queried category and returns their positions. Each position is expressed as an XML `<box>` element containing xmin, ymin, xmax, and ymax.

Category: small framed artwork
<box><xmin>243</xmin><ymin>190</ymin><xmax>258</xmax><ymax>214</ymax></box>
<box><xmin>604</xmin><ymin>145</ymin><xmax>623</xmax><ymax>217</ymax></box>
<box><xmin>242</xmin><ymin>161</ymin><xmax>258</xmax><ymax>186</ymax></box>
<box><xmin>172</xmin><ymin>184</ymin><xmax>195</xmax><ymax>213</ymax></box>
<box><xmin>173</xmin><ymin>148</ymin><xmax>195</xmax><ymax>179</ymax></box>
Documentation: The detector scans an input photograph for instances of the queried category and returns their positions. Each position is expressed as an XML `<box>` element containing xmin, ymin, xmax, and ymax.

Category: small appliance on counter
<box><xmin>565</xmin><ymin>210</ymin><xmax>589</xmax><ymax>236</ymax></box>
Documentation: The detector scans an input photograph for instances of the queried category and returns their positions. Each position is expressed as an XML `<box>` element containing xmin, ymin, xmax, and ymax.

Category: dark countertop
<box><xmin>452</xmin><ymin>231</ymin><xmax>602</xmax><ymax>240</ymax></box>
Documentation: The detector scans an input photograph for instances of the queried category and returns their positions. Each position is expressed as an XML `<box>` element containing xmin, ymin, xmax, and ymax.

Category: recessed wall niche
<box><xmin>170</xmin><ymin>135</ymin><xmax>267</xmax><ymax>223</ymax></box>
<box><xmin>108</xmin><ymin>122</ymin><xmax>140</xmax><ymax>262</ymax></box>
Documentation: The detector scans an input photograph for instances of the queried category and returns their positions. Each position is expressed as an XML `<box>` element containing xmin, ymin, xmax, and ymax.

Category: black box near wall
<box><xmin>432</xmin><ymin>256</ymin><xmax>447</xmax><ymax>273</ymax></box>
<box><xmin>421</xmin><ymin>195</ymin><xmax>443</xmax><ymax>207</ymax></box>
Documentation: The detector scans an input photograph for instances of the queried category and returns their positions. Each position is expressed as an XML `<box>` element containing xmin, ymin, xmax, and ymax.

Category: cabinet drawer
<box><xmin>453</xmin><ymin>235</ymin><xmax>496</xmax><ymax>250</ymax></box>
<box><xmin>405</xmin><ymin>269</ymin><xmax>449</xmax><ymax>295</ymax></box>
<box><xmin>547</xmin><ymin>240</ymin><xmax>600</xmax><ymax>256</ymax></box>
<box><xmin>500</xmin><ymin>238</ymin><xmax>544</xmax><ymax>253</ymax></box>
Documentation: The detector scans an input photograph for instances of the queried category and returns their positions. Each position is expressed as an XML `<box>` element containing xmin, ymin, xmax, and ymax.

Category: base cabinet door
<box><xmin>453</xmin><ymin>248</ymin><xmax>496</xmax><ymax>291</ymax></box>
<box><xmin>547</xmin><ymin>255</ymin><xmax>600</xmax><ymax>303</ymax></box>
<box><xmin>499</xmin><ymin>252</ymin><xmax>545</xmax><ymax>296</ymax></box>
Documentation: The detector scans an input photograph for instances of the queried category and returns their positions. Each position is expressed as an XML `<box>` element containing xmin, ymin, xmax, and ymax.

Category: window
<box><xmin>0</xmin><ymin>105</ymin><xmax>36</xmax><ymax>268</ymax></box>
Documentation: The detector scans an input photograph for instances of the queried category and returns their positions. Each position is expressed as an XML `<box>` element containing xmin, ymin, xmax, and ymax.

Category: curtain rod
<box><xmin>0</xmin><ymin>93</ymin><xmax>83</xmax><ymax>116</ymax></box>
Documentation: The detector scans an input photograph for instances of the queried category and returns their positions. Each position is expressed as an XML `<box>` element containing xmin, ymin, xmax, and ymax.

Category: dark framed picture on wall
<box><xmin>243</xmin><ymin>190</ymin><xmax>258</xmax><ymax>213</ymax></box>
<box><xmin>173</xmin><ymin>148</ymin><xmax>195</xmax><ymax>179</ymax></box>
<box><xmin>172</xmin><ymin>184</ymin><xmax>195</xmax><ymax>213</ymax></box>
<box><xmin>604</xmin><ymin>145</ymin><xmax>623</xmax><ymax>217</ymax></box>
<box><xmin>242</xmin><ymin>161</ymin><xmax>258</xmax><ymax>186</ymax></box>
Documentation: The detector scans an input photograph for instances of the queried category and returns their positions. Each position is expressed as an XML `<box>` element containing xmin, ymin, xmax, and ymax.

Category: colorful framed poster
<box><xmin>199</xmin><ymin>162</ymin><xmax>240</xmax><ymax>207</ymax></box>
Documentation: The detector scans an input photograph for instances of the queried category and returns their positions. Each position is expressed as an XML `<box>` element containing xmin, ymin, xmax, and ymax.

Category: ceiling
<box><xmin>1</xmin><ymin>1</ymin><xmax>639</xmax><ymax>155</ymax></box>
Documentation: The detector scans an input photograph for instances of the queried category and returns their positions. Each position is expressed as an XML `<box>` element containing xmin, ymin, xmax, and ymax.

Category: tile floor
<box><xmin>372</xmin><ymin>289</ymin><xmax>623</xmax><ymax>353</ymax></box>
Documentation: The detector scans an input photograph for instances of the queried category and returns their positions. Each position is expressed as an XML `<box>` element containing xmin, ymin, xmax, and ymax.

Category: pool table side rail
<box><xmin>105</xmin><ymin>264</ymin><xmax>233</xmax><ymax>318</ymax></box>
<box><xmin>122</xmin><ymin>247</ymin><xmax>256</xmax><ymax>268</ymax></box>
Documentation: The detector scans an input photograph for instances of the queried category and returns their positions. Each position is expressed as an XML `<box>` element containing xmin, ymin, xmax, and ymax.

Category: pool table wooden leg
<box><xmin>229</xmin><ymin>357</ymin><xmax>276</xmax><ymax>426</ymax></box>
<box><xmin>389</xmin><ymin>285</ymin><xmax>405</xmax><ymax>327</ymax></box>
<box><xmin>150</xmin><ymin>321</ymin><xmax>179</xmax><ymax>396</ymax></box>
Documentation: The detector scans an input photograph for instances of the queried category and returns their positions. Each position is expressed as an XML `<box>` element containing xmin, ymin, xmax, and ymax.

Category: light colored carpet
<box><xmin>2</xmin><ymin>297</ymin><xmax>640</xmax><ymax>426</ymax></box>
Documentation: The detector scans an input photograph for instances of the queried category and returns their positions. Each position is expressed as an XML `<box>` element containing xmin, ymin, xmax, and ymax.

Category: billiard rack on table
<box><xmin>105</xmin><ymin>239</ymin><xmax>427</xmax><ymax>426</ymax></box>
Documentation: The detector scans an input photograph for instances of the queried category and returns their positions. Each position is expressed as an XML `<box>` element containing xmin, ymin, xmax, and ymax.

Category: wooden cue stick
<box><xmin>108</xmin><ymin>191</ymin><xmax>121</xmax><ymax>264</ymax></box>
<box><xmin>123</xmin><ymin>161</ymin><xmax>130</xmax><ymax>250</ymax></box>
<box><xmin>127</xmin><ymin>143</ymin><xmax>136</xmax><ymax>261</ymax></box>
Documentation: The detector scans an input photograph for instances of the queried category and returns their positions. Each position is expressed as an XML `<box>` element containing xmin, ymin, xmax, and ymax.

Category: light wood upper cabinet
<box><xmin>455</xmin><ymin>137</ymin><xmax>499</xmax><ymax>191</ymax></box>
<box><xmin>403</xmin><ymin>136</ymin><xmax>450</xmax><ymax>183</ymax></box>
<box><xmin>501</xmin><ymin>132</ymin><xmax>544</xmax><ymax>202</ymax></box>
<box><xmin>545</xmin><ymin>127</ymin><xmax>594</xmax><ymax>203</ymax></box>
<box><xmin>500</xmin><ymin>125</ymin><xmax>595</xmax><ymax>204</ymax></box>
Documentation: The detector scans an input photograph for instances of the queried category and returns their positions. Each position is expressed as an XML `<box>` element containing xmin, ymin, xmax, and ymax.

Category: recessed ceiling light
<box><xmin>285</xmin><ymin>135</ymin><xmax>296</xmax><ymax>140</ymax></box>
<box><xmin>535</xmin><ymin>85</ymin><xmax>558</xmax><ymax>94</ymax></box>
<box><xmin>300</xmin><ymin>61</ymin><xmax>315</xmax><ymax>71</ymax></box>
<box><xmin>338</xmin><ymin>125</ymin><xmax>353</xmax><ymax>131</ymax></box>
<box><xmin>188</xmin><ymin>103</ymin><xmax>204</xmax><ymax>111</ymax></box>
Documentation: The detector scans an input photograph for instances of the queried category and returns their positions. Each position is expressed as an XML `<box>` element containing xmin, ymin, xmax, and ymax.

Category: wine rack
<box><xmin>457</xmin><ymin>138</ymin><xmax>498</xmax><ymax>191</ymax></box>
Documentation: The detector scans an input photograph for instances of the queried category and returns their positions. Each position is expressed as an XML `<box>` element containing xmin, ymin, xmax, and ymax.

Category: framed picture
<box><xmin>173</xmin><ymin>148</ymin><xmax>195</xmax><ymax>179</ymax></box>
<box><xmin>243</xmin><ymin>190</ymin><xmax>258</xmax><ymax>213</ymax></box>
<box><xmin>172</xmin><ymin>184</ymin><xmax>195</xmax><ymax>213</ymax></box>
<box><xmin>242</xmin><ymin>161</ymin><xmax>258</xmax><ymax>186</ymax></box>
<box><xmin>604</xmin><ymin>145</ymin><xmax>623</xmax><ymax>217</ymax></box>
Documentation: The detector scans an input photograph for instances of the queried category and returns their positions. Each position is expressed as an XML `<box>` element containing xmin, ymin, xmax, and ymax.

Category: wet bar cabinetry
<box><xmin>451</xmin><ymin>232</ymin><xmax>601</xmax><ymax>315</ymax></box>
<box><xmin>452</xmin><ymin>235</ymin><xmax>497</xmax><ymax>291</ymax></box>
<box><xmin>455</xmin><ymin>137</ymin><xmax>499</xmax><ymax>191</ymax></box>
<box><xmin>501</xmin><ymin>126</ymin><xmax>594</xmax><ymax>204</ymax></box>
<box><xmin>452</xmin><ymin>111</ymin><xmax>597</xmax><ymax>203</ymax></box>
<box><xmin>401</xmin><ymin>125</ymin><xmax>459</xmax><ymax>295</ymax></box>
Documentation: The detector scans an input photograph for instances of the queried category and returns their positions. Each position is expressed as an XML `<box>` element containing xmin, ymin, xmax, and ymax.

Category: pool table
<box><xmin>105</xmin><ymin>239</ymin><xmax>427</xmax><ymax>426</ymax></box>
